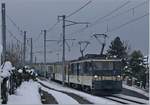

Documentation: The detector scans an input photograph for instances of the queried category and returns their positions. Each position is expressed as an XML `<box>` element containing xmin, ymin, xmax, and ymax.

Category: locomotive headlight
<box><xmin>117</xmin><ymin>75</ymin><xmax>121</xmax><ymax>78</ymax></box>
<box><xmin>94</xmin><ymin>75</ymin><xmax>98</xmax><ymax>79</ymax></box>
<box><xmin>117</xmin><ymin>75</ymin><xmax>121</xmax><ymax>80</ymax></box>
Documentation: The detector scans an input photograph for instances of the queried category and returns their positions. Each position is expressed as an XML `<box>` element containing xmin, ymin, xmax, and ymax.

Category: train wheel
<box><xmin>91</xmin><ymin>90</ymin><xmax>95</xmax><ymax>95</ymax></box>
<box><xmin>77</xmin><ymin>84</ymin><xmax>82</xmax><ymax>91</ymax></box>
<box><xmin>83</xmin><ymin>86</ymin><xmax>91</xmax><ymax>93</ymax></box>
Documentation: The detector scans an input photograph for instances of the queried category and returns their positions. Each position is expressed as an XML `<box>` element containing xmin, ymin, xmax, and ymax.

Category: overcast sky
<box><xmin>1</xmin><ymin>0</ymin><xmax>149</xmax><ymax>63</ymax></box>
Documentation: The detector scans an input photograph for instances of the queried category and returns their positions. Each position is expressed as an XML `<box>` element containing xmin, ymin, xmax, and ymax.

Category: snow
<box><xmin>41</xmin><ymin>86</ymin><xmax>79</xmax><ymax>104</ymax></box>
<box><xmin>123</xmin><ymin>84</ymin><xmax>149</xmax><ymax>97</ymax></box>
<box><xmin>7</xmin><ymin>80</ymin><xmax>42</xmax><ymax>104</ymax></box>
<box><xmin>38</xmin><ymin>79</ymin><xmax>117</xmax><ymax>104</ymax></box>
<box><xmin>0</xmin><ymin>61</ymin><xmax>13</xmax><ymax>78</ymax></box>
<box><xmin>26</xmin><ymin>69</ymin><xmax>31</xmax><ymax>73</ymax></box>
<box><xmin>18</xmin><ymin>69</ymin><xmax>23</xmax><ymax>73</ymax></box>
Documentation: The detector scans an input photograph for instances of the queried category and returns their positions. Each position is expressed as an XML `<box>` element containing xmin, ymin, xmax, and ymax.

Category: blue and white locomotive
<box><xmin>48</xmin><ymin>54</ymin><xmax>122</xmax><ymax>94</ymax></box>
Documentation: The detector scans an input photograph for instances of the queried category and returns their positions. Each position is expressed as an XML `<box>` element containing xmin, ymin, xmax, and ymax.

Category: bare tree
<box><xmin>6</xmin><ymin>42</ymin><xmax>23</xmax><ymax>68</ymax></box>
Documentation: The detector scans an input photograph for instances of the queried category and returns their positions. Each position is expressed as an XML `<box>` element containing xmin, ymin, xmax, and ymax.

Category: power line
<box><xmin>6</xmin><ymin>28</ymin><xmax>23</xmax><ymax>44</ymax></box>
<box><xmin>6</xmin><ymin>14</ymin><xmax>23</xmax><ymax>35</ymax></box>
<box><xmin>98</xmin><ymin>1</ymin><xmax>148</xmax><ymax>24</ymax></box>
<box><xmin>34</xmin><ymin>30</ymin><xmax>43</xmax><ymax>42</ymax></box>
<box><xmin>35</xmin><ymin>0</ymin><xmax>92</xmax><ymax>42</ymax></box>
<box><xmin>34</xmin><ymin>21</ymin><xmax>60</xmax><ymax>42</ymax></box>
<box><xmin>108</xmin><ymin>13</ymin><xmax>149</xmax><ymax>33</ymax></box>
<box><xmin>91</xmin><ymin>0</ymin><xmax>130</xmax><ymax>27</ymax></box>
<box><xmin>33</xmin><ymin>49</ymin><xmax>61</xmax><ymax>54</ymax></box>
<box><xmin>68</xmin><ymin>0</ymin><xmax>131</xmax><ymax>36</ymax></box>
<box><xmin>47</xmin><ymin>21</ymin><xmax>60</xmax><ymax>32</ymax></box>
<box><xmin>6</xmin><ymin>28</ymin><xmax>30</xmax><ymax>48</ymax></box>
<box><xmin>81</xmin><ymin>13</ymin><xmax>148</xmax><ymax>51</ymax></box>
<box><xmin>66</xmin><ymin>0</ymin><xmax>92</xmax><ymax>18</ymax></box>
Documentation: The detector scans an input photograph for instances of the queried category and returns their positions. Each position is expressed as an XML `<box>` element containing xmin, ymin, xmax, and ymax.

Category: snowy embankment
<box><xmin>38</xmin><ymin>79</ymin><xmax>117</xmax><ymax>104</ymax></box>
<box><xmin>123</xmin><ymin>84</ymin><xmax>149</xmax><ymax>97</ymax></box>
<box><xmin>7</xmin><ymin>80</ymin><xmax>41</xmax><ymax>104</ymax></box>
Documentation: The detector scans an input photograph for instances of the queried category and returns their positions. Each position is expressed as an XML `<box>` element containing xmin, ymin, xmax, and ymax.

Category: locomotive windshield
<box><xmin>92</xmin><ymin>61</ymin><xmax>113</xmax><ymax>70</ymax></box>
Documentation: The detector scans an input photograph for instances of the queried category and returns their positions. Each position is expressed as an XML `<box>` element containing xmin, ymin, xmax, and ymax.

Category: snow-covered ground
<box><xmin>123</xmin><ymin>84</ymin><xmax>149</xmax><ymax>97</ymax></box>
<box><xmin>7</xmin><ymin>79</ymin><xmax>117</xmax><ymax>104</ymax></box>
<box><xmin>38</xmin><ymin>79</ymin><xmax>118</xmax><ymax>104</ymax></box>
<box><xmin>7</xmin><ymin>80</ymin><xmax>41</xmax><ymax>104</ymax></box>
<box><xmin>41</xmin><ymin>86</ymin><xmax>79</xmax><ymax>104</ymax></box>
<box><xmin>6</xmin><ymin>78</ymin><xmax>149</xmax><ymax>104</ymax></box>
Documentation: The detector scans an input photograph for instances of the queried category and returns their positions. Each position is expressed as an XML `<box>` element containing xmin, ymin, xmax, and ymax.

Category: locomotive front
<box><xmin>91</xmin><ymin>59</ymin><xmax>122</xmax><ymax>94</ymax></box>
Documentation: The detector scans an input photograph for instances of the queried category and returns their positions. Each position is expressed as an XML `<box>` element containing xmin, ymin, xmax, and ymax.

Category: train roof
<box><xmin>70</xmin><ymin>54</ymin><xmax>121</xmax><ymax>63</ymax></box>
<box><xmin>33</xmin><ymin>54</ymin><xmax>122</xmax><ymax>65</ymax></box>
<box><xmin>70</xmin><ymin>59</ymin><xmax>121</xmax><ymax>64</ymax></box>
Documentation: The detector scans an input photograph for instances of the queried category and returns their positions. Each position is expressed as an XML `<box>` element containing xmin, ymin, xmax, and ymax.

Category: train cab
<box><xmin>69</xmin><ymin>54</ymin><xmax>122</xmax><ymax>94</ymax></box>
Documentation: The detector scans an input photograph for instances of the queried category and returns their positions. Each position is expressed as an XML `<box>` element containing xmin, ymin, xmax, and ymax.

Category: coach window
<box><xmin>76</xmin><ymin>63</ymin><xmax>79</xmax><ymax>75</ymax></box>
<box><xmin>74</xmin><ymin>63</ymin><xmax>78</xmax><ymax>75</ymax></box>
<box><xmin>71</xmin><ymin>64</ymin><xmax>74</xmax><ymax>75</ymax></box>
<box><xmin>83</xmin><ymin>62</ymin><xmax>87</xmax><ymax>75</ymax></box>
<box><xmin>68</xmin><ymin>64</ymin><xmax>71</xmax><ymax>74</ymax></box>
<box><xmin>83</xmin><ymin>62</ymin><xmax>92</xmax><ymax>75</ymax></box>
<box><xmin>78</xmin><ymin>63</ymin><xmax>82</xmax><ymax>73</ymax></box>
<box><xmin>73</xmin><ymin>64</ymin><xmax>77</xmax><ymax>75</ymax></box>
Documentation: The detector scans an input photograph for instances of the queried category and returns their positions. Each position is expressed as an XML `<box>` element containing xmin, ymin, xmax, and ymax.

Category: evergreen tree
<box><xmin>107</xmin><ymin>37</ymin><xmax>129</xmax><ymax>80</ymax></box>
<box><xmin>128</xmin><ymin>50</ymin><xmax>147</xmax><ymax>88</ymax></box>
<box><xmin>107</xmin><ymin>36</ymin><xmax>127</xmax><ymax>58</ymax></box>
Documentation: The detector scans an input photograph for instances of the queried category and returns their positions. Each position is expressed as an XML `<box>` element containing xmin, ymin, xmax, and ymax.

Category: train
<box><xmin>34</xmin><ymin>54</ymin><xmax>123</xmax><ymax>95</ymax></box>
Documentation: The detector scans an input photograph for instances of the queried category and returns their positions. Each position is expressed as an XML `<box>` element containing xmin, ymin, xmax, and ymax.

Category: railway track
<box><xmin>39</xmin><ymin>89</ymin><xmax>58</xmax><ymax>104</ymax></box>
<box><xmin>38</xmin><ymin>79</ymin><xmax>148</xmax><ymax>105</ymax></box>
<box><xmin>38</xmin><ymin>81</ymin><xmax>93</xmax><ymax>104</ymax></box>
<box><xmin>111</xmin><ymin>95</ymin><xmax>146</xmax><ymax>104</ymax></box>
<box><xmin>103</xmin><ymin>97</ymin><xmax>128</xmax><ymax>104</ymax></box>
<box><xmin>103</xmin><ymin>95</ymin><xmax>147</xmax><ymax>104</ymax></box>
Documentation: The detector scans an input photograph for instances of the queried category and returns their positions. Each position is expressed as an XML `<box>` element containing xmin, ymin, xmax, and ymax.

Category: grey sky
<box><xmin>2</xmin><ymin>0</ymin><xmax>149</xmax><ymax>63</ymax></box>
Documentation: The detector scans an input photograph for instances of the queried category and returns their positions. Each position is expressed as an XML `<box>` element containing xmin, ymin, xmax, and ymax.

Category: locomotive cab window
<box><xmin>92</xmin><ymin>61</ymin><xmax>113</xmax><ymax>70</ymax></box>
<box><xmin>113</xmin><ymin>62</ymin><xmax>121</xmax><ymax>70</ymax></box>
<box><xmin>71</xmin><ymin>64</ymin><xmax>76</xmax><ymax>75</ymax></box>
<box><xmin>102</xmin><ymin>62</ymin><xmax>113</xmax><ymax>70</ymax></box>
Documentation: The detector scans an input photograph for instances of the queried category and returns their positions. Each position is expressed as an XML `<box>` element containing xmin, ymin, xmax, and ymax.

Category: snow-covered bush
<box><xmin>0</xmin><ymin>61</ymin><xmax>14</xmax><ymax>104</ymax></box>
<box><xmin>0</xmin><ymin>61</ymin><xmax>13</xmax><ymax>78</ymax></box>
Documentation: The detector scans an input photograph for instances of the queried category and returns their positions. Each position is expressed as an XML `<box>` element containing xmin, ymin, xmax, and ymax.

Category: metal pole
<box><xmin>23</xmin><ymin>31</ymin><xmax>26</xmax><ymax>66</ymax></box>
<box><xmin>62</xmin><ymin>15</ymin><xmax>66</xmax><ymax>86</ymax></box>
<box><xmin>58</xmin><ymin>15</ymin><xmax>88</xmax><ymax>86</ymax></box>
<box><xmin>21</xmin><ymin>44</ymin><xmax>23</xmax><ymax>66</ymax></box>
<box><xmin>30</xmin><ymin>38</ymin><xmax>33</xmax><ymax>66</ymax></box>
<box><xmin>34</xmin><ymin>56</ymin><xmax>37</xmax><ymax>64</ymax></box>
<box><xmin>44</xmin><ymin>30</ymin><xmax>47</xmax><ymax>77</ymax></box>
<box><xmin>57</xmin><ymin>53</ymin><xmax>59</xmax><ymax>62</ymax></box>
<box><xmin>1</xmin><ymin>3</ymin><xmax>6</xmax><ymax>63</ymax></box>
